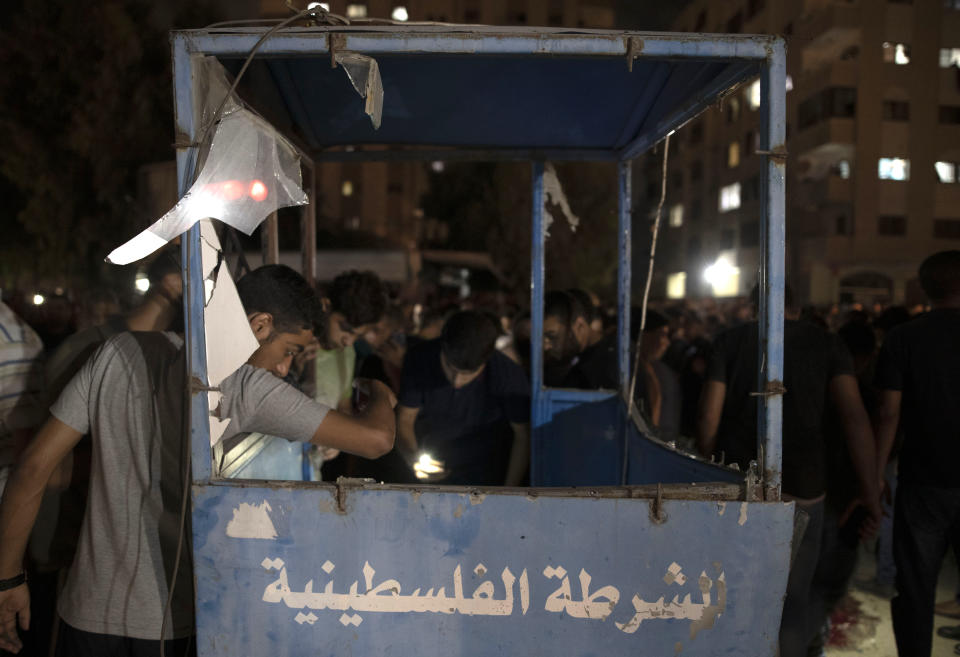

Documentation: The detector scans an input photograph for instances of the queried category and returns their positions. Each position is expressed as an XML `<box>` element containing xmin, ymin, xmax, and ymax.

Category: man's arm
<box><xmin>309</xmin><ymin>379</ymin><xmax>396</xmax><ymax>459</ymax></box>
<box><xmin>874</xmin><ymin>389</ymin><xmax>901</xmax><ymax>482</ymax></box>
<box><xmin>395</xmin><ymin>404</ymin><xmax>420</xmax><ymax>464</ymax></box>
<box><xmin>504</xmin><ymin>423</ymin><xmax>530</xmax><ymax>486</ymax></box>
<box><xmin>0</xmin><ymin>417</ymin><xmax>83</xmax><ymax>652</ymax></box>
<box><xmin>829</xmin><ymin>374</ymin><xmax>882</xmax><ymax>532</ymax></box>
<box><xmin>696</xmin><ymin>380</ymin><xmax>726</xmax><ymax>458</ymax></box>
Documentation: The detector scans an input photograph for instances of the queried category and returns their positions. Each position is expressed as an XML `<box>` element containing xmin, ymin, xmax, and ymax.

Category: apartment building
<box><xmin>640</xmin><ymin>0</ymin><xmax>960</xmax><ymax>306</ymax></box>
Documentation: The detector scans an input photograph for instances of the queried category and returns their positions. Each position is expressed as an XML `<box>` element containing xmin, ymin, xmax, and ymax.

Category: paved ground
<box><xmin>825</xmin><ymin>543</ymin><xmax>958</xmax><ymax>657</ymax></box>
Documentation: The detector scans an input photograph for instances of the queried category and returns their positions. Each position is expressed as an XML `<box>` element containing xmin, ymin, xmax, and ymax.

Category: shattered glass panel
<box><xmin>106</xmin><ymin>109</ymin><xmax>308</xmax><ymax>265</ymax></box>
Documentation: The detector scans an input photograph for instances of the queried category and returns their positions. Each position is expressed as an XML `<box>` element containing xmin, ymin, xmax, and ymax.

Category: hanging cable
<box><xmin>627</xmin><ymin>133</ymin><xmax>671</xmax><ymax>418</ymax></box>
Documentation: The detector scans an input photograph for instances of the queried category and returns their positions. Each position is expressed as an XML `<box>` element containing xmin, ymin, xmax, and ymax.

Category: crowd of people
<box><xmin>0</xmin><ymin>248</ymin><xmax>958</xmax><ymax>657</ymax></box>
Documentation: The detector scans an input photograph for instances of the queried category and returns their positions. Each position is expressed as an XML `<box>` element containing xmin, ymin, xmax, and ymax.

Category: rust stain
<box><xmin>738</xmin><ymin>502</ymin><xmax>748</xmax><ymax>526</ymax></box>
<box><xmin>453</xmin><ymin>504</ymin><xmax>464</xmax><ymax>518</ymax></box>
<box><xmin>675</xmin><ymin>641</ymin><xmax>683</xmax><ymax>655</ymax></box>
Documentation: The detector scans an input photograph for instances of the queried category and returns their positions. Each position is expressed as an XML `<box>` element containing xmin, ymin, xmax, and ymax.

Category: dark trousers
<box><xmin>891</xmin><ymin>483</ymin><xmax>960</xmax><ymax>656</ymax></box>
<box><xmin>807</xmin><ymin>502</ymin><xmax>859</xmax><ymax>654</ymax></box>
<box><xmin>55</xmin><ymin>620</ymin><xmax>195</xmax><ymax>657</ymax></box>
<box><xmin>780</xmin><ymin>500</ymin><xmax>825</xmax><ymax>657</ymax></box>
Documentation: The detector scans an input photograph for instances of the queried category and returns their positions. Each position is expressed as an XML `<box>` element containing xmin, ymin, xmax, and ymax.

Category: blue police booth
<box><xmin>171</xmin><ymin>21</ymin><xmax>794</xmax><ymax>656</ymax></box>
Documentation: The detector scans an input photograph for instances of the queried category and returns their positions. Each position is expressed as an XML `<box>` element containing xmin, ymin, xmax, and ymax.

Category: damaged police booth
<box><xmin>112</xmin><ymin>16</ymin><xmax>795</xmax><ymax>656</ymax></box>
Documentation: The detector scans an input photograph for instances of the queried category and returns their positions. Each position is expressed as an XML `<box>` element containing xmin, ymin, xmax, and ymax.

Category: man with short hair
<box><xmin>397</xmin><ymin>310</ymin><xmax>530</xmax><ymax>486</ymax></box>
<box><xmin>874</xmin><ymin>250</ymin><xmax>960</xmax><ymax>656</ymax></box>
<box><xmin>0</xmin><ymin>264</ymin><xmax>396</xmax><ymax>655</ymax></box>
<box><xmin>543</xmin><ymin>291</ymin><xmax>618</xmax><ymax>390</ymax></box>
<box><xmin>299</xmin><ymin>270</ymin><xmax>388</xmax><ymax>476</ymax></box>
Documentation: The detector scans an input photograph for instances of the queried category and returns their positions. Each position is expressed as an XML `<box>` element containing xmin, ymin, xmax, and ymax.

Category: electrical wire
<box><xmin>622</xmin><ymin>133</ymin><xmax>671</xmax><ymax>484</ymax></box>
<box><xmin>628</xmin><ymin>132</ymin><xmax>671</xmax><ymax>409</ymax></box>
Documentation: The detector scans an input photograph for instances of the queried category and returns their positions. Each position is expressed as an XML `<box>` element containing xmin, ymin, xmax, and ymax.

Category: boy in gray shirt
<box><xmin>0</xmin><ymin>265</ymin><xmax>396</xmax><ymax>655</ymax></box>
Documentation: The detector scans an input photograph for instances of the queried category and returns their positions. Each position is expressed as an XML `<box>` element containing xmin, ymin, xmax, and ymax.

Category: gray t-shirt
<box><xmin>50</xmin><ymin>331</ymin><xmax>329</xmax><ymax>639</ymax></box>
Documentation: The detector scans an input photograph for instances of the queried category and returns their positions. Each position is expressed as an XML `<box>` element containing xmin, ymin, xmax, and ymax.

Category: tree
<box><xmin>0</xmin><ymin>0</ymin><xmax>218</xmax><ymax>292</ymax></box>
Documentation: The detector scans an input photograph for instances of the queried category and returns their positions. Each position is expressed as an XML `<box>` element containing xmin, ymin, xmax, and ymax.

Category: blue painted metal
<box><xmin>618</xmin><ymin>60</ymin><xmax>762</xmax><ymax>160</ymax></box>
<box><xmin>172</xmin><ymin>26</ymin><xmax>792</xmax><ymax>654</ymax></box>
<box><xmin>536</xmin><ymin>395</ymin><xmax>743</xmax><ymax>487</ymax></box>
<box><xmin>616</xmin><ymin>160</ymin><xmax>632</xmax><ymax>395</ymax></box>
<box><xmin>529</xmin><ymin>161</ymin><xmax>545</xmax><ymax>486</ymax></box>
<box><xmin>172</xmin><ymin>34</ymin><xmax>212</xmax><ymax>483</ymax></box>
<box><xmin>535</xmin><ymin>395</ymin><xmax>625</xmax><ymax>486</ymax></box>
<box><xmin>311</xmin><ymin>148</ymin><xmax>617</xmax><ymax>162</ymax></box>
<box><xmin>624</xmin><ymin>414</ymin><xmax>744</xmax><ymax>486</ymax></box>
<box><xmin>183</xmin><ymin>28</ymin><xmax>778</xmax><ymax>60</ymax></box>
<box><xmin>757</xmin><ymin>40</ymin><xmax>787</xmax><ymax>501</ymax></box>
<box><xmin>192</xmin><ymin>482</ymin><xmax>793</xmax><ymax>656</ymax></box>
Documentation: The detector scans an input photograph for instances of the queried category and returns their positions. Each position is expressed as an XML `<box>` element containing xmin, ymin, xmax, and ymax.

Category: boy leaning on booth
<box><xmin>0</xmin><ymin>264</ymin><xmax>396</xmax><ymax>656</ymax></box>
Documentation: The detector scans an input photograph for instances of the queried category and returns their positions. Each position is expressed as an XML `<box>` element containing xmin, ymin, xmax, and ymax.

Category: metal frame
<box><xmin>172</xmin><ymin>27</ymin><xmax>786</xmax><ymax>500</ymax></box>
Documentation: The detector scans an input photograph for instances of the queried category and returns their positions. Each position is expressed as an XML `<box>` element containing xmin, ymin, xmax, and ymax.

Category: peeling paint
<box><xmin>738</xmin><ymin>503</ymin><xmax>748</xmax><ymax>526</ymax></box>
<box><xmin>663</xmin><ymin>562</ymin><xmax>687</xmax><ymax>586</ymax></box>
<box><xmin>717</xmin><ymin>501</ymin><xmax>726</xmax><ymax>516</ymax></box>
<box><xmin>542</xmin><ymin>162</ymin><xmax>580</xmax><ymax>238</ymax></box>
<box><xmin>469</xmin><ymin>493</ymin><xmax>486</xmax><ymax>506</ymax></box>
<box><xmin>226</xmin><ymin>500</ymin><xmax>278</xmax><ymax>539</ymax></box>
<box><xmin>689</xmin><ymin>572</ymin><xmax>726</xmax><ymax>639</ymax></box>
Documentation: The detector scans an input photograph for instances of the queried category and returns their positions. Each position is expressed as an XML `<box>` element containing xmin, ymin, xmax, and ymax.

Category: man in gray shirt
<box><xmin>0</xmin><ymin>265</ymin><xmax>396</xmax><ymax>655</ymax></box>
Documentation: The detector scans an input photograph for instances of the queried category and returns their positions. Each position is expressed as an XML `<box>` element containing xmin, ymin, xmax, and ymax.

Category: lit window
<box><xmin>936</xmin><ymin>161</ymin><xmax>959</xmax><ymax>183</ymax></box>
<box><xmin>838</xmin><ymin>160</ymin><xmax>851</xmax><ymax>179</ymax></box>
<box><xmin>669</xmin><ymin>204</ymin><xmax>684</xmax><ymax>227</ymax></box>
<box><xmin>667</xmin><ymin>273</ymin><xmax>687</xmax><ymax>299</ymax></box>
<box><xmin>882</xmin><ymin>42</ymin><xmax>911</xmax><ymax>65</ymax></box>
<box><xmin>940</xmin><ymin>48</ymin><xmax>960</xmax><ymax>68</ymax></box>
<box><xmin>728</xmin><ymin>141</ymin><xmax>741</xmax><ymax>168</ymax></box>
<box><xmin>746</xmin><ymin>79</ymin><xmax>761</xmax><ymax>110</ymax></box>
<box><xmin>430</xmin><ymin>161</ymin><xmax>445</xmax><ymax>173</ymax></box>
<box><xmin>346</xmin><ymin>4</ymin><xmax>368</xmax><ymax>18</ymax></box>
<box><xmin>878</xmin><ymin>158</ymin><xmax>910</xmax><ymax>181</ymax></box>
<box><xmin>391</xmin><ymin>6</ymin><xmax>409</xmax><ymax>21</ymax></box>
<box><xmin>719</xmin><ymin>182</ymin><xmax>741</xmax><ymax>212</ymax></box>
<box><xmin>341</xmin><ymin>180</ymin><xmax>354</xmax><ymax>196</ymax></box>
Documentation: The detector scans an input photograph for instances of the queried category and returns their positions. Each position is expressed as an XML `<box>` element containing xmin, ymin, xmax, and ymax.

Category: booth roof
<box><xmin>201</xmin><ymin>26</ymin><xmax>771</xmax><ymax>160</ymax></box>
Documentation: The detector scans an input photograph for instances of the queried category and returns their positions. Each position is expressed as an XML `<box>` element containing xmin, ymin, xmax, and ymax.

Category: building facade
<box><xmin>639</xmin><ymin>0</ymin><xmax>960</xmax><ymax>306</ymax></box>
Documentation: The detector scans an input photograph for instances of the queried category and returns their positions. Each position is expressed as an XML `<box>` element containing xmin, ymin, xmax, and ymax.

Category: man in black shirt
<box><xmin>875</xmin><ymin>250</ymin><xmax>960</xmax><ymax>656</ymax></box>
<box><xmin>543</xmin><ymin>291</ymin><xmax>618</xmax><ymax>390</ymax></box>
<box><xmin>396</xmin><ymin>311</ymin><xmax>530</xmax><ymax>486</ymax></box>
<box><xmin>697</xmin><ymin>287</ymin><xmax>879</xmax><ymax>657</ymax></box>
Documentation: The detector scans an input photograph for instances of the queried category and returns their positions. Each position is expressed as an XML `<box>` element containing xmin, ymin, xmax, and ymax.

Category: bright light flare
<box><xmin>703</xmin><ymin>257</ymin><xmax>740</xmax><ymax>297</ymax></box>
<box><xmin>413</xmin><ymin>452</ymin><xmax>445</xmax><ymax>479</ymax></box>
<box><xmin>32</xmin><ymin>294</ymin><xmax>45</xmax><ymax>306</ymax></box>
<box><xmin>249</xmin><ymin>180</ymin><xmax>268</xmax><ymax>202</ymax></box>
<box><xmin>135</xmin><ymin>276</ymin><xmax>150</xmax><ymax>293</ymax></box>
<box><xmin>391</xmin><ymin>6</ymin><xmax>409</xmax><ymax>21</ymax></box>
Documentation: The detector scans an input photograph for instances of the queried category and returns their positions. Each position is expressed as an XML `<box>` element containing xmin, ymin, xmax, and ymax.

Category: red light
<box><xmin>249</xmin><ymin>180</ymin><xmax>268</xmax><ymax>202</ymax></box>
<box><xmin>202</xmin><ymin>180</ymin><xmax>244</xmax><ymax>200</ymax></box>
<box><xmin>220</xmin><ymin>180</ymin><xmax>244</xmax><ymax>200</ymax></box>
